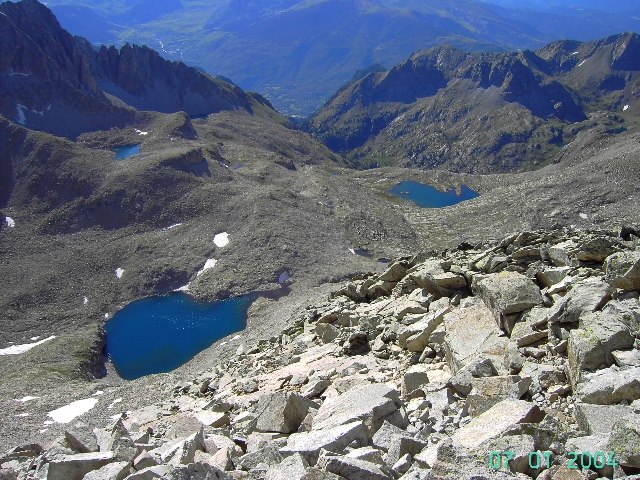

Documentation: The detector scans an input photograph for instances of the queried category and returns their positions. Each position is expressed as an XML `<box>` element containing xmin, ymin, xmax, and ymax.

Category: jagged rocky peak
<box><xmin>0</xmin><ymin>0</ymin><xmax>259</xmax><ymax>138</ymax></box>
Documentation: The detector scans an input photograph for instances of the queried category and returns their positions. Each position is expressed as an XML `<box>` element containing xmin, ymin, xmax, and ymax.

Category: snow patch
<box><xmin>164</xmin><ymin>223</ymin><xmax>183</xmax><ymax>230</ymax></box>
<box><xmin>349</xmin><ymin>248</ymin><xmax>356</xmax><ymax>255</ymax></box>
<box><xmin>15</xmin><ymin>104</ymin><xmax>27</xmax><ymax>125</ymax></box>
<box><xmin>176</xmin><ymin>283</ymin><xmax>190</xmax><ymax>292</ymax></box>
<box><xmin>579</xmin><ymin>213</ymin><xmax>588</xmax><ymax>219</ymax></box>
<box><xmin>0</xmin><ymin>335</ymin><xmax>56</xmax><ymax>356</ymax></box>
<box><xmin>48</xmin><ymin>398</ymin><xmax>98</xmax><ymax>423</ymax></box>
<box><xmin>214</xmin><ymin>232</ymin><xmax>229</xmax><ymax>247</ymax></box>
<box><xmin>115</xmin><ymin>268</ymin><xmax>125</xmax><ymax>279</ymax></box>
<box><xmin>39</xmin><ymin>429</ymin><xmax>48</xmax><ymax>434</ymax></box>
<box><xmin>196</xmin><ymin>259</ymin><xmax>217</xmax><ymax>277</ymax></box>
<box><xmin>571</xmin><ymin>51</ymin><xmax>579</xmax><ymax>55</ymax></box>
<box><xmin>16</xmin><ymin>396</ymin><xmax>40</xmax><ymax>403</ymax></box>
<box><xmin>93</xmin><ymin>391</ymin><xmax>104</xmax><ymax>396</ymax></box>
<box><xmin>623</xmin><ymin>104</ymin><xmax>630</xmax><ymax>111</ymax></box>
<box><xmin>104</xmin><ymin>313</ymin><xmax>110</xmax><ymax>320</ymax></box>
<box><xmin>30</xmin><ymin>336</ymin><xmax>40</xmax><ymax>341</ymax></box>
<box><xmin>4</xmin><ymin>216</ymin><xmax>15</xmax><ymax>228</ymax></box>
<box><xmin>16</xmin><ymin>413</ymin><xmax>31</xmax><ymax>418</ymax></box>
<box><xmin>231</xmin><ymin>335</ymin><xmax>241</xmax><ymax>341</ymax></box>
<box><xmin>577</xmin><ymin>59</ymin><xmax>586</xmax><ymax>67</ymax></box>
<box><xmin>107</xmin><ymin>398</ymin><xmax>123</xmax><ymax>410</ymax></box>
<box><xmin>83</xmin><ymin>296</ymin><xmax>89</xmax><ymax>305</ymax></box>
<box><xmin>134</xmin><ymin>129</ymin><xmax>148</xmax><ymax>136</ymax></box>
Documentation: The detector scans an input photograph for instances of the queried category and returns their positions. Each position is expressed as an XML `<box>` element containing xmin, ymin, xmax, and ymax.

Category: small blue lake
<box><xmin>113</xmin><ymin>144</ymin><xmax>141</xmax><ymax>160</ymax></box>
<box><xmin>105</xmin><ymin>292</ymin><xmax>255</xmax><ymax>380</ymax></box>
<box><xmin>389</xmin><ymin>181</ymin><xmax>479</xmax><ymax>208</ymax></box>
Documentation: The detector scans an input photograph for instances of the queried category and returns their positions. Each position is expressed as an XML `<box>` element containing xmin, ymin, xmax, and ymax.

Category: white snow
<box><xmin>43</xmin><ymin>421</ymin><xmax>54</xmax><ymax>426</ymax></box>
<box><xmin>104</xmin><ymin>313</ymin><xmax>110</xmax><ymax>320</ymax></box>
<box><xmin>0</xmin><ymin>336</ymin><xmax>56</xmax><ymax>356</ymax></box>
<box><xmin>30</xmin><ymin>336</ymin><xmax>40</xmax><ymax>341</ymax></box>
<box><xmin>107</xmin><ymin>398</ymin><xmax>123</xmax><ymax>410</ymax></box>
<box><xmin>134</xmin><ymin>129</ymin><xmax>148</xmax><ymax>136</ymax></box>
<box><xmin>93</xmin><ymin>391</ymin><xmax>104</xmax><ymax>396</ymax></box>
<box><xmin>15</xmin><ymin>104</ymin><xmax>27</xmax><ymax>125</ymax></box>
<box><xmin>572</xmin><ymin>51</ymin><xmax>579</xmax><ymax>55</ymax></box>
<box><xmin>115</xmin><ymin>268</ymin><xmax>125</xmax><ymax>279</ymax></box>
<box><xmin>214</xmin><ymin>232</ymin><xmax>229</xmax><ymax>247</ymax></box>
<box><xmin>165</xmin><ymin>223</ymin><xmax>182</xmax><ymax>230</ymax></box>
<box><xmin>176</xmin><ymin>283</ymin><xmax>190</xmax><ymax>292</ymax></box>
<box><xmin>48</xmin><ymin>398</ymin><xmax>98</xmax><ymax>423</ymax></box>
<box><xmin>4</xmin><ymin>216</ymin><xmax>15</xmax><ymax>228</ymax></box>
<box><xmin>232</xmin><ymin>335</ymin><xmax>241</xmax><ymax>341</ymax></box>
<box><xmin>579</xmin><ymin>213</ymin><xmax>588</xmax><ymax>219</ymax></box>
<box><xmin>15</xmin><ymin>396</ymin><xmax>40</xmax><ymax>403</ymax></box>
<box><xmin>623</xmin><ymin>104</ymin><xmax>630</xmax><ymax>111</ymax></box>
<box><xmin>196</xmin><ymin>258</ymin><xmax>217</xmax><ymax>277</ymax></box>
<box><xmin>83</xmin><ymin>296</ymin><xmax>89</xmax><ymax>305</ymax></box>
<box><xmin>577</xmin><ymin>59</ymin><xmax>586</xmax><ymax>67</ymax></box>
<box><xmin>349</xmin><ymin>248</ymin><xmax>356</xmax><ymax>255</ymax></box>
<box><xmin>39</xmin><ymin>429</ymin><xmax>48</xmax><ymax>434</ymax></box>
<box><xmin>16</xmin><ymin>413</ymin><xmax>31</xmax><ymax>418</ymax></box>
<box><xmin>9</xmin><ymin>69</ymin><xmax>32</xmax><ymax>77</ymax></box>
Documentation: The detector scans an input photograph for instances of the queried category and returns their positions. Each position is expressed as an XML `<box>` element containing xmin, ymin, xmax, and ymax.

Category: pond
<box><xmin>113</xmin><ymin>144</ymin><xmax>141</xmax><ymax>160</ymax></box>
<box><xmin>105</xmin><ymin>292</ymin><xmax>255</xmax><ymax>380</ymax></box>
<box><xmin>389</xmin><ymin>181</ymin><xmax>479</xmax><ymax>208</ymax></box>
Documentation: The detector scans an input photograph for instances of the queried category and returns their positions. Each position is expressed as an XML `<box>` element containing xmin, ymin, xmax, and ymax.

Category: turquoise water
<box><xmin>389</xmin><ymin>181</ymin><xmax>479</xmax><ymax>208</ymax></box>
<box><xmin>113</xmin><ymin>144</ymin><xmax>141</xmax><ymax>160</ymax></box>
<box><xmin>105</xmin><ymin>292</ymin><xmax>255</xmax><ymax>380</ymax></box>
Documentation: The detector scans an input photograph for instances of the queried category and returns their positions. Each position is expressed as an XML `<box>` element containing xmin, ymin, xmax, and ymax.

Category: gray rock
<box><xmin>408</xmin><ymin>260</ymin><xmax>467</xmax><ymax>298</ymax></box>
<box><xmin>255</xmin><ymin>392</ymin><xmax>317</xmax><ymax>434</ymax></box>
<box><xmin>246</xmin><ymin>433</ymin><xmax>288</xmax><ymax>454</ymax></box>
<box><xmin>536</xmin><ymin>267</ymin><xmax>572</xmax><ymax>288</ymax></box>
<box><xmin>443</xmin><ymin>304</ymin><xmax>509</xmax><ymax>374</ymax></box>
<box><xmin>548</xmin><ymin>279</ymin><xmax>612</xmax><ymax>324</ymax></box>
<box><xmin>124</xmin><ymin>465</ymin><xmax>173</xmax><ymax>480</ymax></box>
<box><xmin>264</xmin><ymin>454</ymin><xmax>309</xmax><ymax>480</ymax></box>
<box><xmin>485</xmin><ymin>434</ymin><xmax>535</xmax><ymax>476</ymax></box>
<box><xmin>391</xmin><ymin>453</ymin><xmax>412</xmax><ymax>474</ymax></box>
<box><xmin>472</xmin><ymin>271</ymin><xmax>543</xmax><ymax>328</ymax></box>
<box><xmin>510</xmin><ymin>307</ymin><xmax>548</xmax><ymax>347</ymax></box>
<box><xmin>450</xmin><ymin>400</ymin><xmax>545</xmax><ymax>450</ymax></box>
<box><xmin>315</xmin><ymin>324</ymin><xmax>339</xmax><ymax>344</ymax></box>
<box><xmin>311</xmin><ymin>383</ymin><xmax>400</xmax><ymax>433</ymax></box>
<box><xmin>567</xmin><ymin>311</ymin><xmax>634</xmax><ymax>387</ymax></box>
<box><xmin>603</xmin><ymin>298</ymin><xmax>640</xmax><ymax>335</ymax></box>
<box><xmin>401</xmin><ymin>365</ymin><xmax>430</xmax><ymax>397</ymax></box>
<box><xmin>605</xmin><ymin>251</ymin><xmax>640</xmax><ymax>291</ymax></box>
<box><xmin>607</xmin><ymin>417</ymin><xmax>640</xmax><ymax>468</ymax></box>
<box><xmin>236</xmin><ymin>444</ymin><xmax>283</xmax><ymax>470</ymax></box>
<box><xmin>574</xmin><ymin>402</ymin><xmax>639</xmax><ymax>435</ymax></box>
<box><xmin>449</xmin><ymin>358</ymin><xmax>497</xmax><ymax>397</ymax></box>
<box><xmin>397</xmin><ymin>306</ymin><xmax>450</xmax><ymax>352</ymax></box>
<box><xmin>577</xmin><ymin>366</ymin><xmax>640</xmax><ymax>404</ymax></box>
<box><xmin>46</xmin><ymin>451</ymin><xmax>115</xmax><ymax>480</ymax></box>
<box><xmin>346</xmin><ymin>447</ymin><xmax>385</xmax><ymax>465</ymax></box>
<box><xmin>280</xmin><ymin>421</ymin><xmax>368</xmax><ymax>464</ymax></box>
<box><xmin>613</xmin><ymin>349</ymin><xmax>640</xmax><ymax>367</ymax></box>
<box><xmin>319</xmin><ymin>455</ymin><xmax>391</xmax><ymax>480</ymax></box>
<box><xmin>371</xmin><ymin>421</ymin><xmax>410</xmax><ymax>452</ymax></box>
<box><xmin>386</xmin><ymin>435</ymin><xmax>427</xmax><ymax>467</ymax></box>
<box><xmin>466</xmin><ymin>375</ymin><xmax>531</xmax><ymax>417</ymax></box>
<box><xmin>164</xmin><ymin>462</ymin><xmax>232</xmax><ymax>480</ymax></box>
<box><xmin>302</xmin><ymin>380</ymin><xmax>331</xmax><ymax>399</ymax></box>
<box><xmin>65</xmin><ymin>424</ymin><xmax>99</xmax><ymax>453</ymax></box>
<box><xmin>82</xmin><ymin>461</ymin><xmax>130</xmax><ymax>480</ymax></box>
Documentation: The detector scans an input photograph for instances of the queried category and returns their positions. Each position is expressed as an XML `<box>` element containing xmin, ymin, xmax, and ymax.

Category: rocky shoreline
<box><xmin>1</xmin><ymin>227</ymin><xmax>639</xmax><ymax>480</ymax></box>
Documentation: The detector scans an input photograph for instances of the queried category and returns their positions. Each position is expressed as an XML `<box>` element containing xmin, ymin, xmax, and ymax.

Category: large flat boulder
<box><xmin>46</xmin><ymin>451</ymin><xmax>115</xmax><ymax>480</ymax></box>
<box><xmin>466</xmin><ymin>375</ymin><xmax>531</xmax><ymax>417</ymax></box>
<box><xmin>82</xmin><ymin>461</ymin><xmax>130</xmax><ymax>480</ymax></box>
<box><xmin>280</xmin><ymin>421</ymin><xmax>368</xmax><ymax>464</ymax></box>
<box><xmin>567</xmin><ymin>312</ymin><xmax>635</xmax><ymax>387</ymax></box>
<box><xmin>255</xmin><ymin>392</ymin><xmax>318</xmax><ymax>434</ymax></box>
<box><xmin>605</xmin><ymin>250</ymin><xmax>640</xmax><ymax>291</ymax></box>
<box><xmin>548</xmin><ymin>279</ymin><xmax>612</xmax><ymax>324</ymax></box>
<box><xmin>451</xmin><ymin>399</ymin><xmax>545</xmax><ymax>450</ymax></box>
<box><xmin>472</xmin><ymin>271</ymin><xmax>543</xmax><ymax>328</ymax></box>
<box><xmin>318</xmin><ymin>455</ymin><xmax>391</xmax><ymax>480</ymax></box>
<box><xmin>607</xmin><ymin>417</ymin><xmax>640</xmax><ymax>469</ymax></box>
<box><xmin>577</xmin><ymin>366</ymin><xmax>640</xmax><ymax>404</ymax></box>
<box><xmin>311</xmin><ymin>383</ymin><xmax>400</xmax><ymax>433</ymax></box>
<box><xmin>574</xmin><ymin>402</ymin><xmax>639</xmax><ymax>435</ymax></box>
<box><xmin>407</xmin><ymin>260</ymin><xmax>467</xmax><ymax>298</ymax></box>
<box><xmin>442</xmin><ymin>304</ymin><xmax>509</xmax><ymax>374</ymax></box>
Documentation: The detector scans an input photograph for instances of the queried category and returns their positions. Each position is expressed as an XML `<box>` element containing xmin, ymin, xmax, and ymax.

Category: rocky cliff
<box><xmin>311</xmin><ymin>33</ymin><xmax>640</xmax><ymax>173</ymax></box>
<box><xmin>1</xmin><ymin>228</ymin><xmax>639</xmax><ymax>479</ymax></box>
<box><xmin>0</xmin><ymin>0</ymin><xmax>256</xmax><ymax>138</ymax></box>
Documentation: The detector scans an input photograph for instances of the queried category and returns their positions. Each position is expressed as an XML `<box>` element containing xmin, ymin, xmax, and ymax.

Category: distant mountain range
<box><xmin>43</xmin><ymin>0</ymin><xmax>640</xmax><ymax>116</ymax></box>
<box><xmin>310</xmin><ymin>32</ymin><xmax>640</xmax><ymax>173</ymax></box>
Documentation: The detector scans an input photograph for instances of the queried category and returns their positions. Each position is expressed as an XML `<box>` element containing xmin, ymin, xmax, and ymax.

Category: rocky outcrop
<box><xmin>0</xmin><ymin>0</ymin><xmax>256</xmax><ymax>138</ymax></box>
<box><xmin>1</xmin><ymin>228</ymin><xmax>639</xmax><ymax>479</ymax></box>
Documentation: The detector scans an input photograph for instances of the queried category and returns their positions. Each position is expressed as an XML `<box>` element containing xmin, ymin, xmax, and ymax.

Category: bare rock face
<box><xmin>605</xmin><ymin>251</ymin><xmax>640</xmax><ymax>291</ymax></box>
<box><xmin>254</xmin><ymin>392</ymin><xmax>317</xmax><ymax>434</ymax></box>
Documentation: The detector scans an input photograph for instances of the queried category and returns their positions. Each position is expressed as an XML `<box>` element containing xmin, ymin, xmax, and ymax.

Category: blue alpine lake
<box><xmin>113</xmin><ymin>144</ymin><xmax>141</xmax><ymax>160</ymax></box>
<box><xmin>389</xmin><ymin>181</ymin><xmax>479</xmax><ymax>208</ymax></box>
<box><xmin>105</xmin><ymin>292</ymin><xmax>255</xmax><ymax>380</ymax></box>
